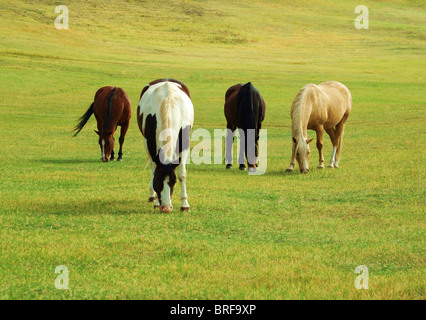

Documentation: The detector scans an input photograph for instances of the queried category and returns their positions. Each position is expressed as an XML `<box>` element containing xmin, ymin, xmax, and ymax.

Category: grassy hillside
<box><xmin>0</xmin><ymin>0</ymin><xmax>424</xmax><ymax>299</ymax></box>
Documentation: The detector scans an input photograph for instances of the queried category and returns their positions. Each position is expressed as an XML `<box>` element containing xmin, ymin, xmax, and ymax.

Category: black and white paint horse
<box><xmin>137</xmin><ymin>79</ymin><xmax>194</xmax><ymax>213</ymax></box>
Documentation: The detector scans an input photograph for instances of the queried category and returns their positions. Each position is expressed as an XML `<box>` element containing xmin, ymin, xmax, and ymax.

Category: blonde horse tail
<box><xmin>160</xmin><ymin>96</ymin><xmax>172</xmax><ymax>133</ymax></box>
<box><xmin>159</xmin><ymin>82</ymin><xmax>175</xmax><ymax>158</ymax></box>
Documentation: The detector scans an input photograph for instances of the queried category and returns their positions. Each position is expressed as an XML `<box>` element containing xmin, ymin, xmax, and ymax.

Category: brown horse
<box><xmin>286</xmin><ymin>81</ymin><xmax>352</xmax><ymax>173</ymax></box>
<box><xmin>73</xmin><ymin>86</ymin><xmax>131</xmax><ymax>162</ymax></box>
<box><xmin>224</xmin><ymin>82</ymin><xmax>266</xmax><ymax>173</ymax></box>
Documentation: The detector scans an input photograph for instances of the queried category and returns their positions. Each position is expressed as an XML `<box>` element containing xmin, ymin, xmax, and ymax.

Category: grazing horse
<box><xmin>137</xmin><ymin>79</ymin><xmax>194</xmax><ymax>213</ymax></box>
<box><xmin>224</xmin><ymin>82</ymin><xmax>266</xmax><ymax>173</ymax></box>
<box><xmin>286</xmin><ymin>81</ymin><xmax>352</xmax><ymax>173</ymax></box>
<box><xmin>73</xmin><ymin>86</ymin><xmax>131</xmax><ymax>162</ymax></box>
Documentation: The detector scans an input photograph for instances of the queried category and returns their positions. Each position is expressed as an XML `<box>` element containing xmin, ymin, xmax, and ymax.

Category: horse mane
<box><xmin>291</xmin><ymin>84</ymin><xmax>316</xmax><ymax>140</ymax></box>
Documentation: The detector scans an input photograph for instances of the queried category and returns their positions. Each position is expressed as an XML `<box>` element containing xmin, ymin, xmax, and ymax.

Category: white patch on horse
<box><xmin>101</xmin><ymin>139</ymin><xmax>105</xmax><ymax>161</ymax></box>
<box><xmin>329</xmin><ymin>146</ymin><xmax>337</xmax><ymax>167</ymax></box>
<box><xmin>161</xmin><ymin>176</ymin><xmax>172</xmax><ymax>207</ymax></box>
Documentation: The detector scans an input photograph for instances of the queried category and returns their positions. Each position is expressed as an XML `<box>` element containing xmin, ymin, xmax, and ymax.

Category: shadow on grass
<box><xmin>24</xmin><ymin>199</ymin><xmax>166</xmax><ymax>216</ymax></box>
<box><xmin>189</xmin><ymin>163</ymin><xmax>297</xmax><ymax>177</ymax></box>
<box><xmin>37</xmin><ymin>158</ymin><xmax>101</xmax><ymax>165</ymax></box>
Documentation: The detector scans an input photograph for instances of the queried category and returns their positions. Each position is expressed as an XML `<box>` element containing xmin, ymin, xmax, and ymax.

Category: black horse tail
<box><xmin>238</xmin><ymin>82</ymin><xmax>256</xmax><ymax>131</ymax></box>
<box><xmin>73</xmin><ymin>102</ymin><xmax>94</xmax><ymax>137</ymax></box>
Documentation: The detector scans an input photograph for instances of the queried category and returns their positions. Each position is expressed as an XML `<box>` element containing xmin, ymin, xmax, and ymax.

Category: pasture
<box><xmin>0</xmin><ymin>0</ymin><xmax>424</xmax><ymax>299</ymax></box>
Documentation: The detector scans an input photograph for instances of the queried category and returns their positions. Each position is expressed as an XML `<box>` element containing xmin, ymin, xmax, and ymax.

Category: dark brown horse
<box><xmin>73</xmin><ymin>86</ymin><xmax>131</xmax><ymax>162</ymax></box>
<box><xmin>224</xmin><ymin>82</ymin><xmax>266</xmax><ymax>172</ymax></box>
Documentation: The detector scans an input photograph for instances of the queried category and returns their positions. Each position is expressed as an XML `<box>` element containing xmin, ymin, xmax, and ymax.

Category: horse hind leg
<box><xmin>316</xmin><ymin>128</ymin><xmax>325</xmax><ymax>169</ymax></box>
<box><xmin>117</xmin><ymin>123</ymin><xmax>129</xmax><ymax>161</ymax></box>
<box><xmin>238</xmin><ymin>128</ymin><xmax>246</xmax><ymax>171</ymax></box>
<box><xmin>148</xmin><ymin>159</ymin><xmax>158</xmax><ymax>205</ymax></box>
<box><xmin>334</xmin><ymin>124</ymin><xmax>346</xmax><ymax>168</ymax></box>
<box><xmin>178</xmin><ymin>150</ymin><xmax>190</xmax><ymax>212</ymax></box>
<box><xmin>325</xmin><ymin>127</ymin><xmax>338</xmax><ymax>168</ymax></box>
<box><xmin>225</xmin><ymin>123</ymin><xmax>236</xmax><ymax>169</ymax></box>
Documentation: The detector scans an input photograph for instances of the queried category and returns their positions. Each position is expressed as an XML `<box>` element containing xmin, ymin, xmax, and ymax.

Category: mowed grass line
<box><xmin>0</xmin><ymin>0</ymin><xmax>425</xmax><ymax>299</ymax></box>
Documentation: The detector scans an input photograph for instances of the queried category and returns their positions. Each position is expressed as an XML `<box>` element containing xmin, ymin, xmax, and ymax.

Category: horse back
<box><xmin>140</xmin><ymin>78</ymin><xmax>190</xmax><ymax>101</ymax></box>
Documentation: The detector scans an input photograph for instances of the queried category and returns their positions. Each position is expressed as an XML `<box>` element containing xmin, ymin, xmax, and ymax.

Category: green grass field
<box><xmin>0</xmin><ymin>0</ymin><xmax>424</xmax><ymax>299</ymax></box>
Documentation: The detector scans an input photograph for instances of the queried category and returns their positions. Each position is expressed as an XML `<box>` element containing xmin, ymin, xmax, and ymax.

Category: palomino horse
<box><xmin>224</xmin><ymin>82</ymin><xmax>266</xmax><ymax>173</ymax></box>
<box><xmin>137</xmin><ymin>79</ymin><xmax>194</xmax><ymax>213</ymax></box>
<box><xmin>73</xmin><ymin>86</ymin><xmax>131</xmax><ymax>162</ymax></box>
<box><xmin>286</xmin><ymin>81</ymin><xmax>352</xmax><ymax>173</ymax></box>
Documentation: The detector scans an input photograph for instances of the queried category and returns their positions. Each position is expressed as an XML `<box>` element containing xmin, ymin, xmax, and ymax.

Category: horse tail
<box><xmin>238</xmin><ymin>82</ymin><xmax>256</xmax><ymax>131</ymax></box>
<box><xmin>159</xmin><ymin>82</ymin><xmax>175</xmax><ymax>158</ymax></box>
<box><xmin>73</xmin><ymin>102</ymin><xmax>94</xmax><ymax>137</ymax></box>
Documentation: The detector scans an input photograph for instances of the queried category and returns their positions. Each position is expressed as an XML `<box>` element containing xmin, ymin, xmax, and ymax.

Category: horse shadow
<box><xmin>28</xmin><ymin>198</ymin><xmax>164</xmax><ymax>216</ymax></box>
<box><xmin>37</xmin><ymin>158</ymin><xmax>100</xmax><ymax>165</ymax></box>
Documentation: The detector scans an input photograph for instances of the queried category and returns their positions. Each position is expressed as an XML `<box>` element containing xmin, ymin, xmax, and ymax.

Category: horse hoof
<box><xmin>149</xmin><ymin>197</ymin><xmax>157</xmax><ymax>202</ymax></box>
<box><xmin>117</xmin><ymin>158</ymin><xmax>123</xmax><ymax>162</ymax></box>
<box><xmin>285</xmin><ymin>168</ymin><xmax>293</xmax><ymax>172</ymax></box>
<box><xmin>180</xmin><ymin>207</ymin><xmax>190</xmax><ymax>212</ymax></box>
<box><xmin>317</xmin><ymin>165</ymin><xmax>324</xmax><ymax>169</ymax></box>
<box><xmin>327</xmin><ymin>164</ymin><xmax>334</xmax><ymax>168</ymax></box>
<box><xmin>226</xmin><ymin>164</ymin><xmax>232</xmax><ymax>169</ymax></box>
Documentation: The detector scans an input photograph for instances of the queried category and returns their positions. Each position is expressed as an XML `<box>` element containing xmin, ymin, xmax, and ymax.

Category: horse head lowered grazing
<box><xmin>286</xmin><ymin>81</ymin><xmax>352</xmax><ymax>173</ymax></box>
<box><xmin>293</xmin><ymin>136</ymin><xmax>314</xmax><ymax>173</ymax></box>
<box><xmin>73</xmin><ymin>86</ymin><xmax>131</xmax><ymax>162</ymax></box>
<box><xmin>137</xmin><ymin>79</ymin><xmax>194</xmax><ymax>213</ymax></box>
